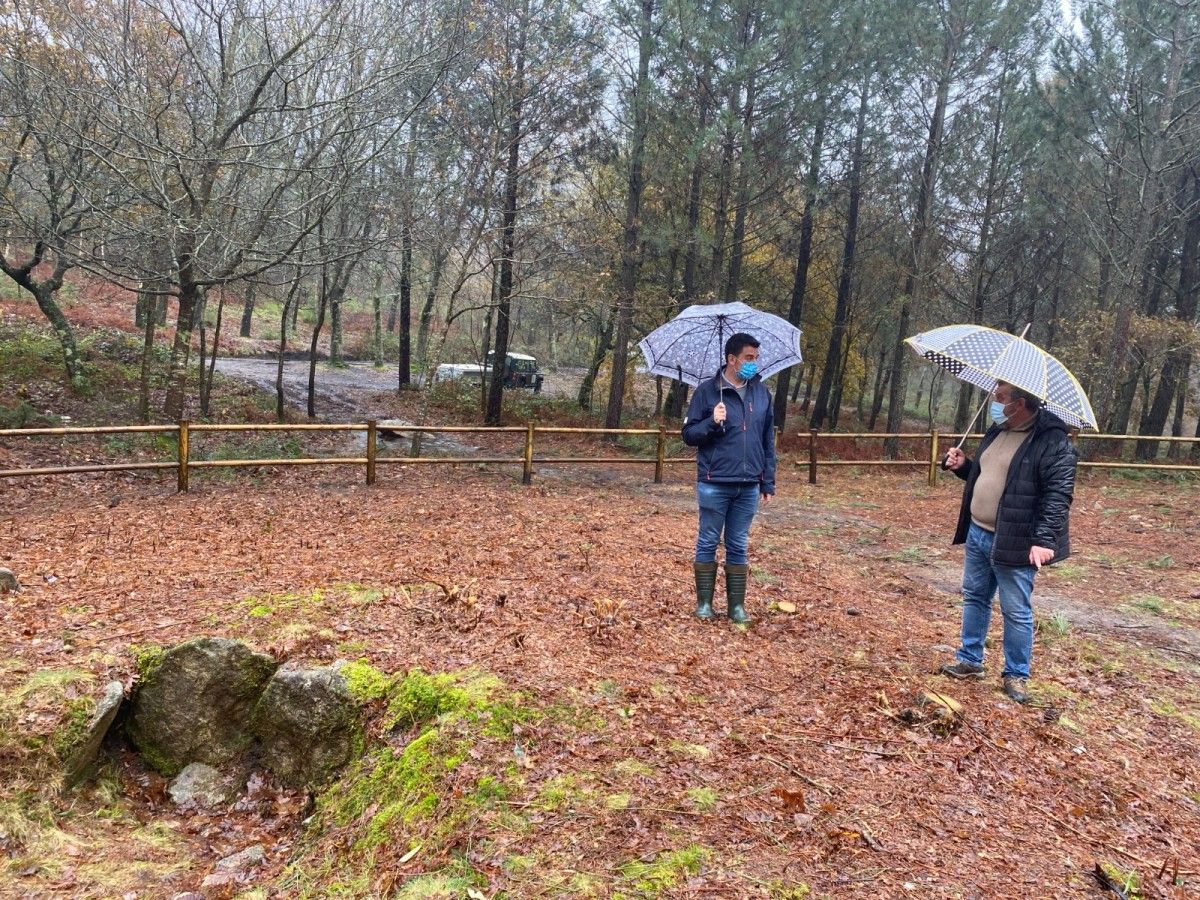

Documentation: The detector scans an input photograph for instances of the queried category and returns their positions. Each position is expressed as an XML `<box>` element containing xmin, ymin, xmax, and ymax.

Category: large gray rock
<box><xmin>63</xmin><ymin>681</ymin><xmax>125</xmax><ymax>788</ymax></box>
<box><xmin>0</xmin><ymin>568</ymin><xmax>18</xmax><ymax>594</ymax></box>
<box><xmin>127</xmin><ymin>638</ymin><xmax>277</xmax><ymax>776</ymax></box>
<box><xmin>250</xmin><ymin>666</ymin><xmax>362</xmax><ymax>786</ymax></box>
<box><xmin>168</xmin><ymin>762</ymin><xmax>241</xmax><ymax>808</ymax></box>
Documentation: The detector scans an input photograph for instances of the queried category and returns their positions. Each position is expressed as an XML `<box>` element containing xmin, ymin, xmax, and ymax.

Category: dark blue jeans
<box><xmin>957</xmin><ymin>523</ymin><xmax>1037</xmax><ymax>678</ymax></box>
<box><xmin>694</xmin><ymin>481</ymin><xmax>760</xmax><ymax>565</ymax></box>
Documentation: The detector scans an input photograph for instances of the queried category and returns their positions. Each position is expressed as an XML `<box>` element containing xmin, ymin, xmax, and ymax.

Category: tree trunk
<box><xmin>1</xmin><ymin>251</ymin><xmax>85</xmax><ymax>389</ymax></box>
<box><xmin>1096</xmin><ymin>13</ymin><xmax>1188</xmax><ymax>430</ymax></box>
<box><xmin>275</xmin><ymin>278</ymin><xmax>302</xmax><ymax>423</ymax></box>
<box><xmin>811</xmin><ymin>84</ymin><xmax>867</xmax><ymax>430</ymax></box>
<box><xmin>329</xmin><ymin>293</ymin><xmax>344</xmax><ymax>367</ymax></box>
<box><xmin>485</xmin><ymin>7</ymin><xmax>527</xmax><ymax>426</ymax></box>
<box><xmin>1168</xmin><ymin>358</ymin><xmax>1188</xmax><ymax>460</ymax></box>
<box><xmin>884</xmin><ymin>35</ymin><xmax>954</xmax><ymax>455</ymax></box>
<box><xmin>869</xmin><ymin>342</ymin><xmax>890</xmax><ymax>431</ymax></box>
<box><xmin>1139</xmin><ymin>169</ymin><xmax>1200</xmax><ymax>453</ymax></box>
<box><xmin>416</xmin><ymin>248</ymin><xmax>446</xmax><ymax>368</ymax></box>
<box><xmin>605</xmin><ymin>0</ymin><xmax>654</xmax><ymax>430</ymax></box>
<box><xmin>138</xmin><ymin>287</ymin><xmax>158</xmax><ymax>423</ymax></box>
<box><xmin>667</xmin><ymin>68</ymin><xmax>713</xmax><ymax>419</ymax></box>
<box><xmin>307</xmin><ymin>280</ymin><xmax>330</xmax><ymax>420</ymax></box>
<box><xmin>773</xmin><ymin>113</ymin><xmax>825</xmax><ymax>431</ymax></box>
<box><xmin>199</xmin><ymin>287</ymin><xmax>225</xmax><ymax>417</ymax></box>
<box><xmin>239</xmin><ymin>284</ymin><xmax>255</xmax><ymax>337</ymax></box>
<box><xmin>723</xmin><ymin>22</ymin><xmax>757</xmax><ymax>303</ymax></box>
<box><xmin>397</xmin><ymin>221</ymin><xmax>414</xmax><ymax>386</ymax></box>
<box><xmin>710</xmin><ymin>114</ymin><xmax>736</xmax><ymax>296</ymax></box>
<box><xmin>956</xmin><ymin>61</ymin><xmax>1011</xmax><ymax>433</ymax></box>
<box><xmin>579</xmin><ymin>309</ymin><xmax>613</xmax><ymax>410</ymax></box>
<box><xmin>164</xmin><ymin>256</ymin><xmax>202</xmax><ymax>420</ymax></box>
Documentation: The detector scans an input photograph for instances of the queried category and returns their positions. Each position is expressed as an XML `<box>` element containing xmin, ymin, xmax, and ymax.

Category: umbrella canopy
<box><xmin>638</xmin><ymin>301</ymin><xmax>803</xmax><ymax>387</ymax></box>
<box><xmin>905</xmin><ymin>324</ymin><xmax>1097</xmax><ymax>430</ymax></box>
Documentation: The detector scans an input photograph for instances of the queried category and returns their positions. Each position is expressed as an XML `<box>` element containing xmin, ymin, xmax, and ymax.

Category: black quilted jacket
<box><xmin>952</xmin><ymin>409</ymin><xmax>1078</xmax><ymax>567</ymax></box>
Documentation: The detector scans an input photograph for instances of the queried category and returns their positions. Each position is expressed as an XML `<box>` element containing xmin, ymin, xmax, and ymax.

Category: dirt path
<box><xmin>213</xmin><ymin>357</ymin><xmax>587</xmax><ymax>413</ymax></box>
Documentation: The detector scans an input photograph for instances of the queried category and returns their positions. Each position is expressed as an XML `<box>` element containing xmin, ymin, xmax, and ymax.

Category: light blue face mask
<box><xmin>737</xmin><ymin>361</ymin><xmax>759</xmax><ymax>380</ymax></box>
<box><xmin>990</xmin><ymin>400</ymin><xmax>1009</xmax><ymax>424</ymax></box>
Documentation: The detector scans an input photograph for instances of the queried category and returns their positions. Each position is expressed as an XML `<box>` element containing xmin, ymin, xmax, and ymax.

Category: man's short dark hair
<box><xmin>997</xmin><ymin>381</ymin><xmax>1043</xmax><ymax>411</ymax></box>
<box><xmin>725</xmin><ymin>332</ymin><xmax>760</xmax><ymax>359</ymax></box>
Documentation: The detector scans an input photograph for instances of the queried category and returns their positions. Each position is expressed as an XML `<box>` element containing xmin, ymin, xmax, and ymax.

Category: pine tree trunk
<box><xmin>485</xmin><ymin>7</ymin><xmax>527</xmax><ymax>426</ymax></box>
<box><xmin>604</xmin><ymin>0</ymin><xmax>654</xmax><ymax>429</ymax></box>
<box><xmin>884</xmin><ymin>33</ymin><xmax>955</xmax><ymax>456</ymax></box>
<box><xmin>773</xmin><ymin>113</ymin><xmax>825</xmax><ymax>431</ymax></box>
<box><xmin>811</xmin><ymin>84</ymin><xmax>866</xmax><ymax>430</ymax></box>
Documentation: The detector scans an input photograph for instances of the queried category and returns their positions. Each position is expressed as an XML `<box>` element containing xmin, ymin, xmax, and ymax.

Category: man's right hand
<box><xmin>944</xmin><ymin>447</ymin><xmax>966</xmax><ymax>471</ymax></box>
<box><xmin>713</xmin><ymin>402</ymin><xmax>727</xmax><ymax>425</ymax></box>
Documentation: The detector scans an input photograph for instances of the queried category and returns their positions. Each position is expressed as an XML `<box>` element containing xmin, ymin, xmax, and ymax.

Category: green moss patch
<box><xmin>281</xmin><ymin>667</ymin><xmax>534</xmax><ymax>894</ymax></box>
<box><xmin>617</xmin><ymin>845</ymin><xmax>711</xmax><ymax>896</ymax></box>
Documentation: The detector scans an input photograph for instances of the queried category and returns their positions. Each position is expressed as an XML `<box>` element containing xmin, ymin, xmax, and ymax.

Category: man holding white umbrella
<box><xmin>640</xmin><ymin>301</ymin><xmax>800</xmax><ymax>623</ymax></box>
<box><xmin>906</xmin><ymin>324</ymin><xmax>1091</xmax><ymax>703</ymax></box>
<box><xmin>681</xmin><ymin>332</ymin><xmax>776</xmax><ymax>624</ymax></box>
<box><xmin>940</xmin><ymin>382</ymin><xmax>1078</xmax><ymax>704</ymax></box>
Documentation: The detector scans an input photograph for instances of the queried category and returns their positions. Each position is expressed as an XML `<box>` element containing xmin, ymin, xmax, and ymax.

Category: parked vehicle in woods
<box><xmin>434</xmin><ymin>351</ymin><xmax>544</xmax><ymax>392</ymax></box>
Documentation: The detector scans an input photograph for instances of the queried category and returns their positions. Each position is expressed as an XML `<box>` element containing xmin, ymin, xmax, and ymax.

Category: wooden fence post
<box><xmin>366</xmin><ymin>420</ymin><xmax>377</xmax><ymax>485</ymax></box>
<box><xmin>177</xmin><ymin>420</ymin><xmax>190</xmax><ymax>493</ymax></box>
<box><xmin>522</xmin><ymin>422</ymin><xmax>535</xmax><ymax>485</ymax></box>
<box><xmin>808</xmin><ymin>429</ymin><xmax>818</xmax><ymax>485</ymax></box>
<box><xmin>654</xmin><ymin>426</ymin><xmax>665</xmax><ymax>484</ymax></box>
<box><xmin>928</xmin><ymin>429</ymin><xmax>939</xmax><ymax>486</ymax></box>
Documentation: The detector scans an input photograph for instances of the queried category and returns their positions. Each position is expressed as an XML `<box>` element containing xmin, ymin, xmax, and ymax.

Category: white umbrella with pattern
<box><xmin>906</xmin><ymin>323</ymin><xmax>1097</xmax><ymax>433</ymax></box>
<box><xmin>638</xmin><ymin>301</ymin><xmax>803</xmax><ymax>387</ymax></box>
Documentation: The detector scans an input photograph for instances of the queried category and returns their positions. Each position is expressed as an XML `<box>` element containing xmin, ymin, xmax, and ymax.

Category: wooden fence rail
<box><xmin>0</xmin><ymin>421</ymin><xmax>691</xmax><ymax>491</ymax></box>
<box><xmin>802</xmin><ymin>429</ymin><xmax>1200</xmax><ymax>485</ymax></box>
<box><xmin>4</xmin><ymin>422</ymin><xmax>1198</xmax><ymax>492</ymax></box>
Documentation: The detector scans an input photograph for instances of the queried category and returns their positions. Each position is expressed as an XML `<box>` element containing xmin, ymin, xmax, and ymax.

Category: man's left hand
<box><xmin>1029</xmin><ymin>546</ymin><xmax>1054</xmax><ymax>569</ymax></box>
<box><xmin>761</xmin><ymin>493</ymin><xmax>772</xmax><ymax>504</ymax></box>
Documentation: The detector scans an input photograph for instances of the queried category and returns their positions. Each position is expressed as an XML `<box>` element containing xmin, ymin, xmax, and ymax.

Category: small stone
<box><xmin>172</xmin><ymin>894</ymin><xmax>205</xmax><ymax>900</ymax></box>
<box><xmin>215</xmin><ymin>844</ymin><xmax>265</xmax><ymax>874</ymax></box>
<box><xmin>199</xmin><ymin>872</ymin><xmax>235</xmax><ymax>898</ymax></box>
<box><xmin>0</xmin><ymin>568</ymin><xmax>19</xmax><ymax>594</ymax></box>
<box><xmin>64</xmin><ymin>681</ymin><xmax>126</xmax><ymax>789</ymax></box>
<box><xmin>168</xmin><ymin>763</ymin><xmax>241</xmax><ymax>808</ymax></box>
<box><xmin>846</xmin><ymin>607</ymin><xmax>862</xmax><ymax>616</ymax></box>
<box><xmin>931</xmin><ymin>644</ymin><xmax>955</xmax><ymax>654</ymax></box>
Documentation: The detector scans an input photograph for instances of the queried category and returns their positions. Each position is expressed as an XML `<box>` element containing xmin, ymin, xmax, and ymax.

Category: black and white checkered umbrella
<box><xmin>638</xmin><ymin>301</ymin><xmax>803</xmax><ymax>387</ymax></box>
<box><xmin>905</xmin><ymin>324</ymin><xmax>1096</xmax><ymax>429</ymax></box>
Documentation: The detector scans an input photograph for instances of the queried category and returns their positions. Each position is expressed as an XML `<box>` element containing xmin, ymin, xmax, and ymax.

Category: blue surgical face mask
<box><xmin>737</xmin><ymin>361</ymin><xmax>759</xmax><ymax>380</ymax></box>
<box><xmin>990</xmin><ymin>400</ymin><xmax>1009</xmax><ymax>424</ymax></box>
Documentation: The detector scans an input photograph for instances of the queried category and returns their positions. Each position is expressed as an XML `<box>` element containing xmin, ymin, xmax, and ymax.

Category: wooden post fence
<box><xmin>4</xmin><ymin>424</ymin><xmax>1199</xmax><ymax>490</ymax></box>
<box><xmin>177</xmin><ymin>420</ymin><xmax>189</xmax><ymax>493</ymax></box>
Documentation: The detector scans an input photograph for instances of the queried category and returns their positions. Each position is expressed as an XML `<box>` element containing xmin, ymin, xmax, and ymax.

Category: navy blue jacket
<box><xmin>682</xmin><ymin>371</ymin><xmax>776</xmax><ymax>495</ymax></box>
<box><xmin>952</xmin><ymin>408</ymin><xmax>1078</xmax><ymax>567</ymax></box>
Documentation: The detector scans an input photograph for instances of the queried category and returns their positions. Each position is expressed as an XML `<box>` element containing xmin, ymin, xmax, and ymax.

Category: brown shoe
<box><xmin>1002</xmin><ymin>676</ymin><xmax>1030</xmax><ymax>704</ymax></box>
<box><xmin>939</xmin><ymin>661</ymin><xmax>985</xmax><ymax>680</ymax></box>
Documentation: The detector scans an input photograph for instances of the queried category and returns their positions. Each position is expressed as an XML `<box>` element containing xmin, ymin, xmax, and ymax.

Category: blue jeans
<box><xmin>957</xmin><ymin>523</ymin><xmax>1037</xmax><ymax>678</ymax></box>
<box><xmin>694</xmin><ymin>482</ymin><xmax>760</xmax><ymax>565</ymax></box>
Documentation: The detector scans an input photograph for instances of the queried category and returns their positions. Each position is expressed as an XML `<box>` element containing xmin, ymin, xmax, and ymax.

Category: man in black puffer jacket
<box><xmin>939</xmin><ymin>380</ymin><xmax>1078</xmax><ymax>704</ymax></box>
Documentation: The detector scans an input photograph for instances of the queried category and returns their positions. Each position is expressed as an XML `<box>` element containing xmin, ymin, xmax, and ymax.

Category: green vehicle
<box><xmin>434</xmin><ymin>351</ymin><xmax>544</xmax><ymax>392</ymax></box>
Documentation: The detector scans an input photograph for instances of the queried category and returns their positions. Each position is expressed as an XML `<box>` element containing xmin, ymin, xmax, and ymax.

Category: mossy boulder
<box><xmin>62</xmin><ymin>680</ymin><xmax>125</xmax><ymax>788</ymax></box>
<box><xmin>127</xmin><ymin>638</ymin><xmax>277</xmax><ymax>776</ymax></box>
<box><xmin>250</xmin><ymin>665</ymin><xmax>362</xmax><ymax>787</ymax></box>
<box><xmin>0</xmin><ymin>568</ymin><xmax>19</xmax><ymax>594</ymax></box>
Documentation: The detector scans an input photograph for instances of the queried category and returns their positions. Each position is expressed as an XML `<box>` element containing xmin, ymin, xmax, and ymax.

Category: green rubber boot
<box><xmin>693</xmin><ymin>561</ymin><xmax>717</xmax><ymax>619</ymax></box>
<box><xmin>725</xmin><ymin>563</ymin><xmax>751</xmax><ymax>624</ymax></box>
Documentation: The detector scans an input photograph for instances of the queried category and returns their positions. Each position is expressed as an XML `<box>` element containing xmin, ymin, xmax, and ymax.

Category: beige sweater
<box><xmin>970</xmin><ymin>417</ymin><xmax>1035</xmax><ymax>532</ymax></box>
